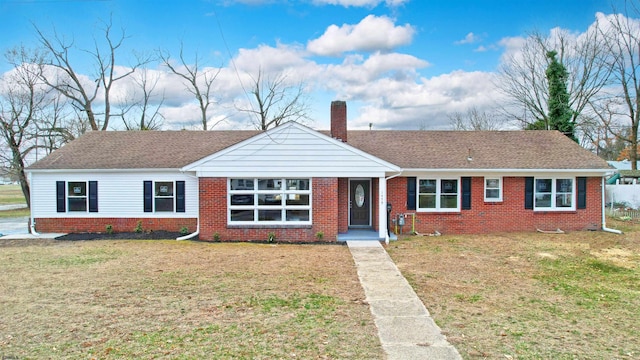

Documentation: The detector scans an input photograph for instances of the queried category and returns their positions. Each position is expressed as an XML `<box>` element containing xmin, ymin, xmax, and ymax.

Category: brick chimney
<box><xmin>330</xmin><ymin>100</ymin><xmax>347</xmax><ymax>142</ymax></box>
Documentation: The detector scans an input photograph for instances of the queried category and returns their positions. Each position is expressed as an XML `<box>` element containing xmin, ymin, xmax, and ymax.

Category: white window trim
<box><xmin>416</xmin><ymin>177</ymin><xmax>461</xmax><ymax>212</ymax></box>
<box><xmin>534</xmin><ymin>177</ymin><xmax>576</xmax><ymax>211</ymax></box>
<box><xmin>154</xmin><ymin>181</ymin><xmax>175</xmax><ymax>212</ymax></box>
<box><xmin>484</xmin><ymin>177</ymin><xmax>503</xmax><ymax>202</ymax></box>
<box><xmin>228</xmin><ymin>178</ymin><xmax>312</xmax><ymax>225</ymax></box>
<box><xmin>67</xmin><ymin>181</ymin><xmax>88</xmax><ymax>212</ymax></box>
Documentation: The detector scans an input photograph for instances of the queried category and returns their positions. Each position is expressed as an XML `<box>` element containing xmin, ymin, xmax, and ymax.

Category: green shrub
<box><xmin>105</xmin><ymin>224</ymin><xmax>114</xmax><ymax>235</ymax></box>
<box><xmin>267</xmin><ymin>232</ymin><xmax>276</xmax><ymax>243</ymax></box>
<box><xmin>180</xmin><ymin>226</ymin><xmax>189</xmax><ymax>236</ymax></box>
<box><xmin>134</xmin><ymin>221</ymin><xmax>143</xmax><ymax>233</ymax></box>
<box><xmin>315</xmin><ymin>231</ymin><xmax>324</xmax><ymax>241</ymax></box>
<box><xmin>213</xmin><ymin>232</ymin><xmax>220</xmax><ymax>241</ymax></box>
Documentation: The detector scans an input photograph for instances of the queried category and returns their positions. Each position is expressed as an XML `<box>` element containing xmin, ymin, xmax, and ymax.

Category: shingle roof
<box><xmin>27</xmin><ymin>130</ymin><xmax>258</xmax><ymax>170</ymax></box>
<box><xmin>346</xmin><ymin>130</ymin><xmax>611</xmax><ymax>170</ymax></box>
<box><xmin>27</xmin><ymin>128</ymin><xmax>611</xmax><ymax>171</ymax></box>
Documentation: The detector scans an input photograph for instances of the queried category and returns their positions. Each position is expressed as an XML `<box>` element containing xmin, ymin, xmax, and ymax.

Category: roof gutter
<box><xmin>402</xmin><ymin>168</ymin><xmax>614</xmax><ymax>175</ymax></box>
<box><xmin>176</xmin><ymin>171</ymin><xmax>200</xmax><ymax>241</ymax></box>
<box><xmin>601</xmin><ymin>177</ymin><xmax>622</xmax><ymax>234</ymax></box>
<box><xmin>26</xmin><ymin>168</ymin><xmax>182</xmax><ymax>174</ymax></box>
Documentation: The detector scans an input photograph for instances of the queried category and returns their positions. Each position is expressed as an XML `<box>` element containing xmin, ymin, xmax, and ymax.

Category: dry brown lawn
<box><xmin>0</xmin><ymin>240</ymin><xmax>383</xmax><ymax>359</ymax></box>
<box><xmin>386</xmin><ymin>219</ymin><xmax>640</xmax><ymax>359</ymax></box>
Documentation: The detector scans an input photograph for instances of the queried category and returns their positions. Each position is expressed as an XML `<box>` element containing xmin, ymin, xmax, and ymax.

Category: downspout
<box><xmin>28</xmin><ymin>171</ymin><xmax>39</xmax><ymax>236</ymax></box>
<box><xmin>383</xmin><ymin>172</ymin><xmax>403</xmax><ymax>244</ymax></box>
<box><xmin>602</xmin><ymin>177</ymin><xmax>622</xmax><ymax>234</ymax></box>
<box><xmin>176</xmin><ymin>172</ymin><xmax>200</xmax><ymax>241</ymax></box>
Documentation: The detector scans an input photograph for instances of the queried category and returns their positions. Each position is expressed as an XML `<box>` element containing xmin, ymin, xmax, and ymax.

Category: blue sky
<box><xmin>0</xmin><ymin>0</ymin><xmax>622</xmax><ymax>130</ymax></box>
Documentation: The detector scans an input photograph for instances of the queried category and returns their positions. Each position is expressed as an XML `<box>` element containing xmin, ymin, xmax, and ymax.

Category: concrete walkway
<box><xmin>347</xmin><ymin>240</ymin><xmax>462</xmax><ymax>360</ymax></box>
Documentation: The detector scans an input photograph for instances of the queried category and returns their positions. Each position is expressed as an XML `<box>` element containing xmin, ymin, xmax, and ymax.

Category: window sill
<box><xmin>533</xmin><ymin>209</ymin><xmax>577</xmax><ymax>213</ymax></box>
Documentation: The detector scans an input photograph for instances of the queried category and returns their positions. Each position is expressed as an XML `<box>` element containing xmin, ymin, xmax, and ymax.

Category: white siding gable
<box><xmin>183</xmin><ymin>122</ymin><xmax>400</xmax><ymax>177</ymax></box>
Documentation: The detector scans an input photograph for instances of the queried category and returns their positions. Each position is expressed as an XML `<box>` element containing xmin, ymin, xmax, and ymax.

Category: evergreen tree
<box><xmin>545</xmin><ymin>50</ymin><xmax>577</xmax><ymax>142</ymax></box>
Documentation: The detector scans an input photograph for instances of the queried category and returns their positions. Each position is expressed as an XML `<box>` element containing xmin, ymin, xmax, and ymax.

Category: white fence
<box><xmin>606</xmin><ymin>184</ymin><xmax>640</xmax><ymax>209</ymax></box>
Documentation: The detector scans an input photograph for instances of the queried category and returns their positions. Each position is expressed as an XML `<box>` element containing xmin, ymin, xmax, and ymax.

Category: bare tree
<box><xmin>120</xmin><ymin>69</ymin><xmax>165</xmax><ymax>130</ymax></box>
<box><xmin>34</xmin><ymin>17</ymin><xmax>147</xmax><ymax>131</ymax></box>
<box><xmin>237</xmin><ymin>69</ymin><xmax>310</xmax><ymax>130</ymax></box>
<box><xmin>0</xmin><ymin>47</ymin><xmax>50</xmax><ymax>207</ymax></box>
<box><xmin>37</xmin><ymin>94</ymin><xmax>87</xmax><ymax>154</ymax></box>
<box><xmin>448</xmin><ymin>107</ymin><xmax>503</xmax><ymax>130</ymax></box>
<box><xmin>590</xmin><ymin>2</ymin><xmax>640</xmax><ymax>168</ymax></box>
<box><xmin>159</xmin><ymin>45</ymin><xmax>221</xmax><ymax>130</ymax></box>
<box><xmin>497</xmin><ymin>28</ymin><xmax>610</xmax><ymax>135</ymax></box>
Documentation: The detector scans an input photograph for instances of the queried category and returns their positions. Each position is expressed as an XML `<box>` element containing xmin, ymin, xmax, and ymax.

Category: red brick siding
<box><xmin>386</xmin><ymin>176</ymin><xmax>602</xmax><ymax>234</ymax></box>
<box><xmin>36</xmin><ymin>176</ymin><xmax>602</xmax><ymax>237</ymax></box>
<box><xmin>35</xmin><ymin>217</ymin><xmax>197</xmax><ymax>234</ymax></box>
<box><xmin>337</xmin><ymin>178</ymin><xmax>349</xmax><ymax>233</ymax></box>
<box><xmin>198</xmin><ymin>177</ymin><xmax>339</xmax><ymax>242</ymax></box>
<box><xmin>330</xmin><ymin>101</ymin><xmax>347</xmax><ymax>142</ymax></box>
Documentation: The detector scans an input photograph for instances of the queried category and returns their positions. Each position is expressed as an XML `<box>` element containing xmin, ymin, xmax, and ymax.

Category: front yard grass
<box><xmin>0</xmin><ymin>184</ymin><xmax>29</xmax><ymax>218</ymax></box>
<box><xmin>386</xmin><ymin>218</ymin><xmax>640</xmax><ymax>359</ymax></box>
<box><xmin>0</xmin><ymin>240</ymin><xmax>383</xmax><ymax>359</ymax></box>
<box><xmin>0</xmin><ymin>185</ymin><xmax>26</xmax><ymax>205</ymax></box>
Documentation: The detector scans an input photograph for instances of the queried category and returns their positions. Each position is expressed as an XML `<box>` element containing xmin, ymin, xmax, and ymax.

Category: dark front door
<box><xmin>350</xmin><ymin>179</ymin><xmax>370</xmax><ymax>227</ymax></box>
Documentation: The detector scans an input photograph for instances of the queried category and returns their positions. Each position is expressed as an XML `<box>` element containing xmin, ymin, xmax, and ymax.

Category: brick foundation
<box><xmin>34</xmin><ymin>217</ymin><xmax>197</xmax><ymax>234</ymax></box>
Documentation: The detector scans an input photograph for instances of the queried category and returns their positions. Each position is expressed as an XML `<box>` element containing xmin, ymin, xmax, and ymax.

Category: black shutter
<box><xmin>407</xmin><ymin>177</ymin><xmax>417</xmax><ymax>210</ymax></box>
<box><xmin>176</xmin><ymin>181</ymin><xmax>185</xmax><ymax>213</ymax></box>
<box><xmin>524</xmin><ymin>177</ymin><xmax>534</xmax><ymax>209</ymax></box>
<box><xmin>144</xmin><ymin>181</ymin><xmax>153</xmax><ymax>212</ymax></box>
<box><xmin>88</xmin><ymin>181</ymin><xmax>98</xmax><ymax>212</ymax></box>
<box><xmin>577</xmin><ymin>177</ymin><xmax>587</xmax><ymax>209</ymax></box>
<box><xmin>462</xmin><ymin>177</ymin><xmax>472</xmax><ymax>210</ymax></box>
<box><xmin>56</xmin><ymin>181</ymin><xmax>66</xmax><ymax>213</ymax></box>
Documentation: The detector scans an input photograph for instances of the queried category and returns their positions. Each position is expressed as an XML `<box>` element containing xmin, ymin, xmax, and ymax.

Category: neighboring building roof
<box><xmin>607</xmin><ymin>160</ymin><xmax>640</xmax><ymax>170</ymax></box>
<box><xmin>27</xmin><ymin>127</ymin><xmax>611</xmax><ymax>171</ymax></box>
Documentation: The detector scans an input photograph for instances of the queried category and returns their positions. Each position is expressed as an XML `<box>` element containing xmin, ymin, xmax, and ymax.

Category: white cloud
<box><xmin>455</xmin><ymin>32</ymin><xmax>481</xmax><ymax>45</ymax></box>
<box><xmin>312</xmin><ymin>0</ymin><xmax>409</xmax><ymax>7</ymax></box>
<box><xmin>233</xmin><ymin>43</ymin><xmax>309</xmax><ymax>73</ymax></box>
<box><xmin>307</xmin><ymin>15</ymin><xmax>415</xmax><ymax>56</ymax></box>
